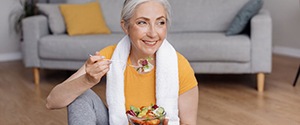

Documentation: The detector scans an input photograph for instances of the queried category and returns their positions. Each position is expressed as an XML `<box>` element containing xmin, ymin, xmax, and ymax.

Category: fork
<box><xmin>106</xmin><ymin>59</ymin><xmax>140</xmax><ymax>68</ymax></box>
<box><xmin>89</xmin><ymin>54</ymin><xmax>140</xmax><ymax>68</ymax></box>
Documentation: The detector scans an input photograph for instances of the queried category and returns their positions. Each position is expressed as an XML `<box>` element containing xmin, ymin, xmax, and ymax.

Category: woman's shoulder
<box><xmin>176</xmin><ymin>51</ymin><xmax>198</xmax><ymax>95</ymax></box>
<box><xmin>176</xmin><ymin>51</ymin><xmax>193</xmax><ymax>73</ymax></box>
<box><xmin>98</xmin><ymin>44</ymin><xmax>117</xmax><ymax>59</ymax></box>
<box><xmin>176</xmin><ymin>52</ymin><xmax>188</xmax><ymax>64</ymax></box>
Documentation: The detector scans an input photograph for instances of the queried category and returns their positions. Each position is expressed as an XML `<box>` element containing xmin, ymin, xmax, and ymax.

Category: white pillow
<box><xmin>36</xmin><ymin>3</ymin><xmax>66</xmax><ymax>34</ymax></box>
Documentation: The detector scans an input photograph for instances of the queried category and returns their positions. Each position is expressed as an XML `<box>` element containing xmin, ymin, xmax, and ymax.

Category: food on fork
<box><xmin>136</xmin><ymin>57</ymin><xmax>154</xmax><ymax>73</ymax></box>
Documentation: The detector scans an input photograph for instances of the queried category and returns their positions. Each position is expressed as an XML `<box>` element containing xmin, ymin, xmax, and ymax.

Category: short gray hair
<box><xmin>121</xmin><ymin>0</ymin><xmax>171</xmax><ymax>28</ymax></box>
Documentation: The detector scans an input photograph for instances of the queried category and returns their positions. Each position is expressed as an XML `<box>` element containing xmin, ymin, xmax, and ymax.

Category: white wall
<box><xmin>0</xmin><ymin>0</ymin><xmax>23</xmax><ymax>62</ymax></box>
<box><xmin>264</xmin><ymin>0</ymin><xmax>300</xmax><ymax>58</ymax></box>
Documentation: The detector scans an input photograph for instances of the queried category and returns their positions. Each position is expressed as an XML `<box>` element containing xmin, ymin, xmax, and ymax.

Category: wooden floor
<box><xmin>0</xmin><ymin>54</ymin><xmax>300</xmax><ymax>125</ymax></box>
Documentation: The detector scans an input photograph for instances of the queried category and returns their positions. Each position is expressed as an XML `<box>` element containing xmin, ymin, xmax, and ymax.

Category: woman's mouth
<box><xmin>143</xmin><ymin>40</ymin><xmax>157</xmax><ymax>45</ymax></box>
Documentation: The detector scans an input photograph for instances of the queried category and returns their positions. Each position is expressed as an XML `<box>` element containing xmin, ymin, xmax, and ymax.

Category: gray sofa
<box><xmin>22</xmin><ymin>0</ymin><xmax>272</xmax><ymax>92</ymax></box>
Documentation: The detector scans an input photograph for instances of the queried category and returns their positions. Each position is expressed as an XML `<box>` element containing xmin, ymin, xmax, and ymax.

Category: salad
<box><xmin>126</xmin><ymin>104</ymin><xmax>166</xmax><ymax>125</ymax></box>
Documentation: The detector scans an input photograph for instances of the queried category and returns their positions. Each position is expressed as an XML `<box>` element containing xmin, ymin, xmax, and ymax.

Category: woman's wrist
<box><xmin>82</xmin><ymin>74</ymin><xmax>100</xmax><ymax>87</ymax></box>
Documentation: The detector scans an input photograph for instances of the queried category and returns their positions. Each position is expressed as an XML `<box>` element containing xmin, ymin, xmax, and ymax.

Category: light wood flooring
<box><xmin>0</xmin><ymin>54</ymin><xmax>300</xmax><ymax>125</ymax></box>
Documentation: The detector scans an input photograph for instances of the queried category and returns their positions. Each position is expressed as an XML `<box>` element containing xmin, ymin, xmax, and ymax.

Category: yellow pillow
<box><xmin>59</xmin><ymin>2</ymin><xmax>111</xmax><ymax>36</ymax></box>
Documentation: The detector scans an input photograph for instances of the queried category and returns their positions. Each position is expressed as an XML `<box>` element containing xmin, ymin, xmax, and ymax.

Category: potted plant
<box><xmin>15</xmin><ymin>0</ymin><xmax>38</xmax><ymax>40</ymax></box>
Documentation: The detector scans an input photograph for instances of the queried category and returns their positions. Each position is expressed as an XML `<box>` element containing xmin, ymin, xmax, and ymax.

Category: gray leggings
<box><xmin>67</xmin><ymin>89</ymin><xmax>109</xmax><ymax>125</ymax></box>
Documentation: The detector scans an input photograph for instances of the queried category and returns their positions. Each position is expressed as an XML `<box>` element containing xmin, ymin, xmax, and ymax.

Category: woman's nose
<box><xmin>146</xmin><ymin>25</ymin><xmax>158</xmax><ymax>38</ymax></box>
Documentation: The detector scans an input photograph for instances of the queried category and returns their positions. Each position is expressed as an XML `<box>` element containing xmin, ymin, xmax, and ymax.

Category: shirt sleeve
<box><xmin>98</xmin><ymin>44</ymin><xmax>116</xmax><ymax>59</ymax></box>
<box><xmin>177</xmin><ymin>52</ymin><xmax>198</xmax><ymax>95</ymax></box>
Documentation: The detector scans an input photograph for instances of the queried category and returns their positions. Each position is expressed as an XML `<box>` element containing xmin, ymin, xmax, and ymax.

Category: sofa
<box><xmin>21</xmin><ymin>0</ymin><xmax>272</xmax><ymax>92</ymax></box>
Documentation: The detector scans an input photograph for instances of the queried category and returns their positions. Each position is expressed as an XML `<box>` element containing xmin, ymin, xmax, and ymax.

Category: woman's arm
<box><xmin>178</xmin><ymin>86</ymin><xmax>199</xmax><ymax>125</ymax></box>
<box><xmin>46</xmin><ymin>55</ymin><xmax>111</xmax><ymax>109</ymax></box>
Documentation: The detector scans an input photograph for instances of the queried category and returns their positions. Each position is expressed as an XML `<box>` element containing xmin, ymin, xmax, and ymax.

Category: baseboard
<box><xmin>0</xmin><ymin>52</ymin><xmax>22</xmax><ymax>62</ymax></box>
<box><xmin>273</xmin><ymin>46</ymin><xmax>300</xmax><ymax>58</ymax></box>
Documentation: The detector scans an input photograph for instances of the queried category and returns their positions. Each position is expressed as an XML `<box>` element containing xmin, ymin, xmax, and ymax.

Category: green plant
<box><xmin>15</xmin><ymin>0</ymin><xmax>37</xmax><ymax>39</ymax></box>
<box><xmin>21</xmin><ymin>0</ymin><xmax>37</xmax><ymax>17</ymax></box>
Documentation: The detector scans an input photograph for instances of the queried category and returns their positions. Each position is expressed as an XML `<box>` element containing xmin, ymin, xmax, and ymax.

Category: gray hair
<box><xmin>121</xmin><ymin>0</ymin><xmax>171</xmax><ymax>28</ymax></box>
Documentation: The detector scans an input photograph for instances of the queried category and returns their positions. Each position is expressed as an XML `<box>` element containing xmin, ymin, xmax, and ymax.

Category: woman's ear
<box><xmin>121</xmin><ymin>20</ymin><xmax>128</xmax><ymax>34</ymax></box>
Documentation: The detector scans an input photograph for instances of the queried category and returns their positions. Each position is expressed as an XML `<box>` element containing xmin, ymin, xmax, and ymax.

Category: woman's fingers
<box><xmin>85</xmin><ymin>65</ymin><xmax>110</xmax><ymax>84</ymax></box>
<box><xmin>87</xmin><ymin>55</ymin><xmax>105</xmax><ymax>64</ymax></box>
<box><xmin>85</xmin><ymin>55</ymin><xmax>111</xmax><ymax>84</ymax></box>
<box><xmin>89</xmin><ymin>61</ymin><xmax>111</xmax><ymax>74</ymax></box>
<box><xmin>94</xmin><ymin>64</ymin><xmax>110</xmax><ymax>77</ymax></box>
<box><xmin>95</xmin><ymin>51</ymin><xmax>100</xmax><ymax>56</ymax></box>
<box><xmin>163</xmin><ymin>118</ymin><xmax>169</xmax><ymax>125</ymax></box>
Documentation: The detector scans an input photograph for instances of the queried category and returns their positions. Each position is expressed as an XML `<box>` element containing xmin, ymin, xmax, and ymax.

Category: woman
<box><xmin>46</xmin><ymin>0</ymin><xmax>198</xmax><ymax>125</ymax></box>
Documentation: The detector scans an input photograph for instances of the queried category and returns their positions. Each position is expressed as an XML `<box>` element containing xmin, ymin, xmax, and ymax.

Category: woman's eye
<box><xmin>157</xmin><ymin>20</ymin><xmax>166</xmax><ymax>26</ymax></box>
<box><xmin>137</xmin><ymin>21</ymin><xmax>147</xmax><ymax>25</ymax></box>
<box><xmin>159</xmin><ymin>21</ymin><xmax>165</xmax><ymax>25</ymax></box>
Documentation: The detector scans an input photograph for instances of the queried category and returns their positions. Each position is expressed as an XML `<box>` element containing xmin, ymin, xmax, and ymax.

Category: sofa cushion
<box><xmin>36</xmin><ymin>4</ymin><xmax>66</xmax><ymax>34</ymax></box>
<box><xmin>60</xmin><ymin>1</ymin><xmax>111</xmax><ymax>36</ymax></box>
<box><xmin>67</xmin><ymin>0</ymin><xmax>124</xmax><ymax>33</ymax></box>
<box><xmin>39</xmin><ymin>34</ymin><xmax>124</xmax><ymax>60</ymax></box>
<box><xmin>168</xmin><ymin>32</ymin><xmax>251</xmax><ymax>62</ymax></box>
<box><xmin>169</xmin><ymin>0</ymin><xmax>249</xmax><ymax>32</ymax></box>
<box><xmin>226</xmin><ymin>0</ymin><xmax>263</xmax><ymax>35</ymax></box>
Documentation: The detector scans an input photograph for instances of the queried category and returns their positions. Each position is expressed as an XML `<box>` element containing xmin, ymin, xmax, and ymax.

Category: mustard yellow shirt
<box><xmin>99</xmin><ymin>45</ymin><xmax>198</xmax><ymax>110</ymax></box>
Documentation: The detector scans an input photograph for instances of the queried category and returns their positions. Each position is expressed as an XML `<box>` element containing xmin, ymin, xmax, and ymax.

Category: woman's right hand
<box><xmin>85</xmin><ymin>55</ymin><xmax>112</xmax><ymax>85</ymax></box>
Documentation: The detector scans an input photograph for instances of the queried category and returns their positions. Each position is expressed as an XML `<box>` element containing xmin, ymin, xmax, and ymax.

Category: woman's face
<box><xmin>122</xmin><ymin>1</ymin><xmax>167</xmax><ymax>58</ymax></box>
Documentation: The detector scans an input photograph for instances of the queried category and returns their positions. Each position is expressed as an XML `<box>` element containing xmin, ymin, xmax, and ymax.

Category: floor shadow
<box><xmin>42</xmin><ymin>69</ymin><xmax>76</xmax><ymax>84</ymax></box>
<box><xmin>195</xmin><ymin>74</ymin><xmax>257</xmax><ymax>89</ymax></box>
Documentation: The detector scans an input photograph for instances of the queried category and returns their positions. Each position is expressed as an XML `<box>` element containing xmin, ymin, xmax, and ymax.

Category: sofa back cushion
<box><xmin>168</xmin><ymin>33</ymin><xmax>251</xmax><ymax>62</ymax></box>
<box><xmin>66</xmin><ymin>0</ymin><xmax>250</xmax><ymax>33</ymax></box>
<box><xmin>169</xmin><ymin>0</ymin><xmax>249</xmax><ymax>32</ymax></box>
<box><xmin>36</xmin><ymin>4</ymin><xmax>66</xmax><ymax>34</ymax></box>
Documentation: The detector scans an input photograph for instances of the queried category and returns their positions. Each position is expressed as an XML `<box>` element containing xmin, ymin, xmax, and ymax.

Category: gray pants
<box><xmin>67</xmin><ymin>89</ymin><xmax>109</xmax><ymax>125</ymax></box>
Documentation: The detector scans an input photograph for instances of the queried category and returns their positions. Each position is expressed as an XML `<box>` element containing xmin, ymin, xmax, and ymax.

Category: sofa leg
<box><xmin>257</xmin><ymin>73</ymin><xmax>265</xmax><ymax>92</ymax></box>
<box><xmin>33</xmin><ymin>68</ymin><xmax>40</xmax><ymax>85</ymax></box>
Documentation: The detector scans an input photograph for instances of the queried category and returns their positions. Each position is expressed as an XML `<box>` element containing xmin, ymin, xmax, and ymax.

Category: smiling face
<box><xmin>121</xmin><ymin>1</ymin><xmax>167</xmax><ymax>59</ymax></box>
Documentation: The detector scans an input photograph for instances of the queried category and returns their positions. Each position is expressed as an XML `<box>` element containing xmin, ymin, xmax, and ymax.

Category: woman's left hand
<box><xmin>163</xmin><ymin>118</ymin><xmax>168</xmax><ymax>125</ymax></box>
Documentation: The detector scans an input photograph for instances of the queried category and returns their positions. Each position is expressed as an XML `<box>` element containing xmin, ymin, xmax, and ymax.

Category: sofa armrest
<box><xmin>250</xmin><ymin>9</ymin><xmax>272</xmax><ymax>73</ymax></box>
<box><xmin>21</xmin><ymin>15</ymin><xmax>49</xmax><ymax>68</ymax></box>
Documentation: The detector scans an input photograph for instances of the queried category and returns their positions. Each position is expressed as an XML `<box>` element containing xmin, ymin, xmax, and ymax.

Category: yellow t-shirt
<box><xmin>99</xmin><ymin>45</ymin><xmax>198</xmax><ymax>110</ymax></box>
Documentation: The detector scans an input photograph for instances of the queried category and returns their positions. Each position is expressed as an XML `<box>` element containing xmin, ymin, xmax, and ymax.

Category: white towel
<box><xmin>106</xmin><ymin>35</ymin><xmax>179</xmax><ymax>125</ymax></box>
